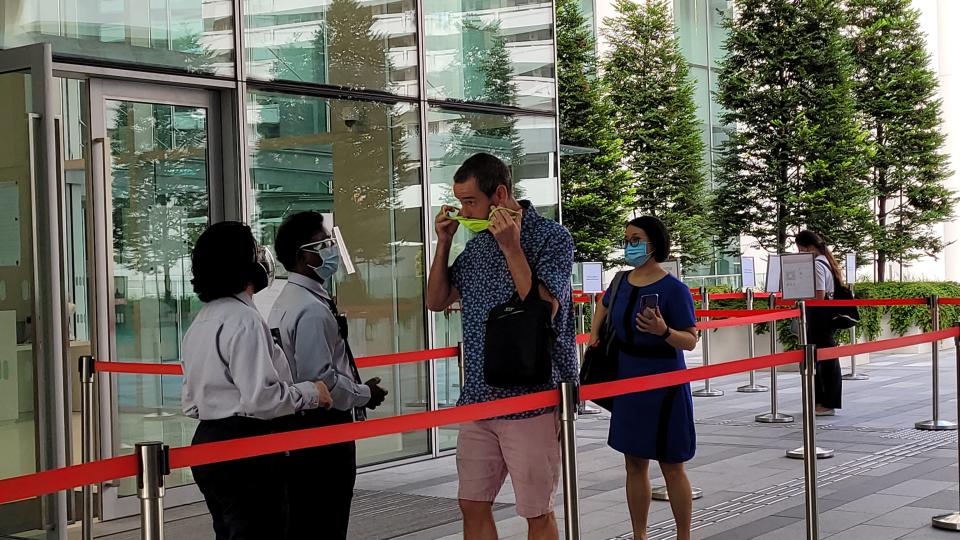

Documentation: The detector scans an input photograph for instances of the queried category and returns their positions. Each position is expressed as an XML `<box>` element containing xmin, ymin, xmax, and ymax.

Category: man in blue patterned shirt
<box><xmin>427</xmin><ymin>153</ymin><xmax>577</xmax><ymax>540</ymax></box>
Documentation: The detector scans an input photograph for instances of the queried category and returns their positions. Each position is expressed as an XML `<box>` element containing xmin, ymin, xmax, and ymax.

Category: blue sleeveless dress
<box><xmin>603</xmin><ymin>273</ymin><xmax>697</xmax><ymax>463</ymax></box>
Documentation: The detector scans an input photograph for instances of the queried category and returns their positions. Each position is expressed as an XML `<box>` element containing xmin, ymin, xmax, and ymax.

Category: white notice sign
<box><xmin>582</xmin><ymin>262</ymin><xmax>604</xmax><ymax>294</ymax></box>
<box><xmin>846</xmin><ymin>253</ymin><xmax>857</xmax><ymax>284</ymax></box>
<box><xmin>661</xmin><ymin>259</ymin><xmax>681</xmax><ymax>278</ymax></box>
<box><xmin>741</xmin><ymin>256</ymin><xmax>757</xmax><ymax>289</ymax></box>
<box><xmin>780</xmin><ymin>253</ymin><xmax>817</xmax><ymax>300</ymax></box>
<box><xmin>765</xmin><ymin>255</ymin><xmax>781</xmax><ymax>293</ymax></box>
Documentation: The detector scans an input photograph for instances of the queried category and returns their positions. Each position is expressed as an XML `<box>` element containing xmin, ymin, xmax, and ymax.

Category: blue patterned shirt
<box><xmin>450</xmin><ymin>201</ymin><xmax>578</xmax><ymax>419</ymax></box>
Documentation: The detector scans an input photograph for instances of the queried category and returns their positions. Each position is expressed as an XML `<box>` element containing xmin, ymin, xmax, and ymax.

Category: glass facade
<box><xmin>0</xmin><ymin>0</ymin><xmax>560</xmax><ymax>531</ymax></box>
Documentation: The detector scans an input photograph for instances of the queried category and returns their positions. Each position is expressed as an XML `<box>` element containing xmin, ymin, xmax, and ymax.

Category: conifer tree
<box><xmin>557</xmin><ymin>0</ymin><xmax>633</xmax><ymax>264</ymax></box>
<box><xmin>847</xmin><ymin>0</ymin><xmax>955</xmax><ymax>280</ymax></box>
<box><xmin>603</xmin><ymin>0</ymin><xmax>712</xmax><ymax>266</ymax></box>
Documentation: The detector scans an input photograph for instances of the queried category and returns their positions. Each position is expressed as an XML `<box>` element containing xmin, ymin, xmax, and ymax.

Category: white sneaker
<box><xmin>815</xmin><ymin>409</ymin><xmax>836</xmax><ymax>417</ymax></box>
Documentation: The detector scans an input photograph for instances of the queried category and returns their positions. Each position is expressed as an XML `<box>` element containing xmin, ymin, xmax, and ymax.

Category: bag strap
<box><xmin>604</xmin><ymin>271</ymin><xmax>629</xmax><ymax>329</ymax></box>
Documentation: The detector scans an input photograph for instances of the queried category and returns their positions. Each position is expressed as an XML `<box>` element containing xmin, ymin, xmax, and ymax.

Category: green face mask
<box><xmin>446</xmin><ymin>207</ymin><xmax>521</xmax><ymax>233</ymax></box>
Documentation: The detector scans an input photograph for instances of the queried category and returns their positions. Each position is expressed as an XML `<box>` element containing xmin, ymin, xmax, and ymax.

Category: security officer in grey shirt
<box><xmin>269</xmin><ymin>211</ymin><xmax>388</xmax><ymax>539</ymax></box>
<box><xmin>181</xmin><ymin>221</ymin><xmax>333</xmax><ymax>540</ymax></box>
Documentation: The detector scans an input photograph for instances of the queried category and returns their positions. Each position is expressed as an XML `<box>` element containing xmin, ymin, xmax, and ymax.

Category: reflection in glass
<box><xmin>247</xmin><ymin>90</ymin><xmax>428</xmax><ymax>465</ymax></box>
<box><xmin>426</xmin><ymin>107</ymin><xmax>558</xmax><ymax>448</ymax></box>
<box><xmin>425</xmin><ymin>0</ymin><xmax>556</xmax><ymax>111</ymax></box>
<box><xmin>674</xmin><ymin>0</ymin><xmax>708</xmax><ymax>66</ymax></box>
<box><xmin>245</xmin><ymin>0</ymin><xmax>418</xmax><ymax>96</ymax></box>
<box><xmin>107</xmin><ymin>100</ymin><xmax>208</xmax><ymax>493</ymax></box>
<box><xmin>0</xmin><ymin>0</ymin><xmax>235</xmax><ymax>76</ymax></box>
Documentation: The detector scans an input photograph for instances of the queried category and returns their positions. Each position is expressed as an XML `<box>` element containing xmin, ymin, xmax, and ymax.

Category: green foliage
<box><xmin>601</xmin><ymin>0</ymin><xmax>712</xmax><ymax>267</ymax></box>
<box><xmin>713</xmin><ymin>0</ymin><xmax>874</xmax><ymax>255</ymax></box>
<box><xmin>846</xmin><ymin>0</ymin><xmax>956</xmax><ymax>281</ymax></box>
<box><xmin>557</xmin><ymin>0</ymin><xmax>633</xmax><ymax>265</ymax></box>
<box><xmin>851</xmin><ymin>281</ymin><xmax>960</xmax><ymax>341</ymax></box>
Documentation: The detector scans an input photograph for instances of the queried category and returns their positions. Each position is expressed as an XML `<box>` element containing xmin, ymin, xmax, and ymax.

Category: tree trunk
<box><xmin>877</xmin><ymin>196</ymin><xmax>887</xmax><ymax>282</ymax></box>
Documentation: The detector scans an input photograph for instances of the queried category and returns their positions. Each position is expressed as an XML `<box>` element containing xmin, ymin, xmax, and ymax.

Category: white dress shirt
<box><xmin>181</xmin><ymin>293</ymin><xmax>321</xmax><ymax>420</ymax></box>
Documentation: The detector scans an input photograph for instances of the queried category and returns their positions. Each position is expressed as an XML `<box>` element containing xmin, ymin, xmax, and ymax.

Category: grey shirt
<box><xmin>180</xmin><ymin>293</ymin><xmax>321</xmax><ymax>421</ymax></box>
<box><xmin>268</xmin><ymin>273</ymin><xmax>371</xmax><ymax>411</ymax></box>
<box><xmin>815</xmin><ymin>255</ymin><xmax>836</xmax><ymax>296</ymax></box>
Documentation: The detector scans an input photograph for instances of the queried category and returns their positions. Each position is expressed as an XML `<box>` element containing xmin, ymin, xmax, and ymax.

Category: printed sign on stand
<box><xmin>661</xmin><ymin>259</ymin><xmax>681</xmax><ymax>278</ymax></box>
<box><xmin>846</xmin><ymin>253</ymin><xmax>857</xmax><ymax>284</ymax></box>
<box><xmin>582</xmin><ymin>262</ymin><xmax>604</xmax><ymax>294</ymax></box>
<box><xmin>765</xmin><ymin>255</ymin><xmax>781</xmax><ymax>293</ymax></box>
<box><xmin>741</xmin><ymin>256</ymin><xmax>756</xmax><ymax>289</ymax></box>
<box><xmin>780</xmin><ymin>253</ymin><xmax>817</xmax><ymax>300</ymax></box>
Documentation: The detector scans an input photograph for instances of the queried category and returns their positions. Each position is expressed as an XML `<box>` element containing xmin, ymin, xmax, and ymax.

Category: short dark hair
<box><xmin>453</xmin><ymin>153</ymin><xmax>512</xmax><ymax>197</ymax></box>
<box><xmin>275</xmin><ymin>211</ymin><xmax>329</xmax><ymax>271</ymax></box>
<box><xmin>191</xmin><ymin>221</ymin><xmax>257</xmax><ymax>303</ymax></box>
<box><xmin>627</xmin><ymin>216</ymin><xmax>671</xmax><ymax>263</ymax></box>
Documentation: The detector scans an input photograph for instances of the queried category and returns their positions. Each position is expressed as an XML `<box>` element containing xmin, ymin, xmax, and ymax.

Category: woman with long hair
<box><xmin>796</xmin><ymin>230</ymin><xmax>844</xmax><ymax>415</ymax></box>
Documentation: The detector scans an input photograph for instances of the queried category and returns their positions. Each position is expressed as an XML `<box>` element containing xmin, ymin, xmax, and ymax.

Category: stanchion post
<box><xmin>842</xmin><ymin>325</ymin><xmax>868</xmax><ymax>381</ymax></box>
<box><xmin>786</xmin><ymin>301</ymin><xmax>834</xmax><ymax>459</ymax></box>
<box><xmin>757</xmin><ymin>294</ymin><xmax>793</xmax><ymax>423</ymax></box>
<box><xmin>739</xmin><ymin>288</ymin><xmax>768</xmax><ymax>393</ymax></box>
<box><xmin>457</xmin><ymin>342</ymin><xmax>465</xmax><ymax>388</ymax></box>
<box><xmin>694</xmin><ymin>287</ymin><xmax>723</xmax><ymax>397</ymax></box>
<box><xmin>931</xmin><ymin>321</ymin><xmax>960</xmax><ymax>530</ymax></box>
<box><xmin>799</xmin><ymin>343</ymin><xmax>821</xmax><ymax>540</ymax></box>
<box><xmin>916</xmin><ymin>294</ymin><xmax>957</xmax><ymax>431</ymax></box>
<box><xmin>79</xmin><ymin>356</ymin><xmax>96</xmax><ymax>540</ymax></box>
<box><xmin>136</xmin><ymin>442</ymin><xmax>169</xmax><ymax>540</ymax></box>
<box><xmin>559</xmin><ymin>382</ymin><xmax>581</xmax><ymax>540</ymax></box>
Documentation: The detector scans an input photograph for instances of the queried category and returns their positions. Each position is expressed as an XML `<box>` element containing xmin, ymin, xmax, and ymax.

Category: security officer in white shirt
<box><xmin>181</xmin><ymin>221</ymin><xmax>333</xmax><ymax>540</ymax></box>
<box><xmin>269</xmin><ymin>211</ymin><xmax>388</xmax><ymax>539</ymax></box>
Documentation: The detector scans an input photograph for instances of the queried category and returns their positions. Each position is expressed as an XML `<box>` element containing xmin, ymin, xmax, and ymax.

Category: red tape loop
<box><xmin>817</xmin><ymin>327</ymin><xmax>960</xmax><ymax>360</ymax></box>
<box><xmin>696</xmin><ymin>309</ymin><xmax>800</xmax><ymax>330</ymax></box>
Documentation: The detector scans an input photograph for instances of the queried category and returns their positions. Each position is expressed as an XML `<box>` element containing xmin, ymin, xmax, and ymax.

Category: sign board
<box><xmin>846</xmin><ymin>253</ymin><xmax>857</xmax><ymax>284</ymax></box>
<box><xmin>661</xmin><ymin>259</ymin><xmax>681</xmax><ymax>278</ymax></box>
<box><xmin>332</xmin><ymin>226</ymin><xmax>356</xmax><ymax>275</ymax></box>
<box><xmin>741</xmin><ymin>256</ymin><xmax>757</xmax><ymax>289</ymax></box>
<box><xmin>765</xmin><ymin>255</ymin><xmax>781</xmax><ymax>293</ymax></box>
<box><xmin>780</xmin><ymin>252</ymin><xmax>817</xmax><ymax>300</ymax></box>
<box><xmin>582</xmin><ymin>262</ymin><xmax>604</xmax><ymax>294</ymax></box>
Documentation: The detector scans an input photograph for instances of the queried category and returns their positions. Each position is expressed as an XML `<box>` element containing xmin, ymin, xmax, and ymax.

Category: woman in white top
<box><xmin>796</xmin><ymin>230</ymin><xmax>843</xmax><ymax>416</ymax></box>
<box><xmin>181</xmin><ymin>221</ymin><xmax>332</xmax><ymax>540</ymax></box>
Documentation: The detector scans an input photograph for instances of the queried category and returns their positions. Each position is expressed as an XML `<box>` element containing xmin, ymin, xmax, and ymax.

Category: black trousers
<box><xmin>283</xmin><ymin>408</ymin><xmax>357</xmax><ymax>540</ymax></box>
<box><xmin>191</xmin><ymin>416</ymin><xmax>287</xmax><ymax>540</ymax></box>
<box><xmin>807</xmin><ymin>321</ymin><xmax>842</xmax><ymax>409</ymax></box>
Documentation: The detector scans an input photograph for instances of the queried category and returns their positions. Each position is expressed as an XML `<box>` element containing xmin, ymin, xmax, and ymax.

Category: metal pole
<box><xmin>80</xmin><ymin>356</ymin><xmax>96</xmax><ymax>540</ymax></box>
<box><xmin>787</xmin><ymin>301</ymin><xmax>834</xmax><ymax>459</ymax></box>
<box><xmin>757</xmin><ymin>294</ymin><xmax>793</xmax><ymax>423</ymax></box>
<box><xmin>457</xmin><ymin>341</ymin><xmax>465</xmax><ymax>388</ymax></box>
<box><xmin>559</xmin><ymin>382</ymin><xmax>581</xmax><ymax>540</ymax></box>
<box><xmin>580</xmin><ymin>294</ymin><xmax>602</xmax><ymax>415</ymax></box>
<box><xmin>740</xmin><ymin>289</ymin><xmax>768</xmax><ymax>393</ymax></box>
<box><xmin>136</xmin><ymin>442</ymin><xmax>169</xmax><ymax>540</ymax></box>
<box><xmin>799</xmin><ymin>344</ymin><xmax>821</xmax><ymax>540</ymax></box>
<box><xmin>917</xmin><ymin>295</ymin><xmax>957</xmax><ymax>430</ymax></box>
<box><xmin>694</xmin><ymin>287</ymin><xmax>723</xmax><ymax>397</ymax></box>
<box><xmin>931</xmin><ymin>322</ymin><xmax>960</xmax><ymax>530</ymax></box>
<box><xmin>842</xmin><ymin>325</ymin><xmax>869</xmax><ymax>381</ymax></box>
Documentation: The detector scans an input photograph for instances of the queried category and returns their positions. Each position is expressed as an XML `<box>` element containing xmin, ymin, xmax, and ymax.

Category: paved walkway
<box><xmin>63</xmin><ymin>349</ymin><xmax>960</xmax><ymax>539</ymax></box>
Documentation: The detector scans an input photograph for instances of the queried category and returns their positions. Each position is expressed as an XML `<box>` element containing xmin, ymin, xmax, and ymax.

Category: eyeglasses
<box><xmin>298</xmin><ymin>238</ymin><xmax>338</xmax><ymax>256</ymax></box>
<box><xmin>623</xmin><ymin>238</ymin><xmax>647</xmax><ymax>248</ymax></box>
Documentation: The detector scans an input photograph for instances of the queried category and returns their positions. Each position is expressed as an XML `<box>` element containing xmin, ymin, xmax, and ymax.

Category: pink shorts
<box><xmin>456</xmin><ymin>412</ymin><xmax>561</xmax><ymax>518</ymax></box>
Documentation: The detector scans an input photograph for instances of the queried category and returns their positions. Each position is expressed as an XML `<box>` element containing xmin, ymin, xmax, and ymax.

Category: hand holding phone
<box><xmin>638</xmin><ymin>294</ymin><xmax>659</xmax><ymax>316</ymax></box>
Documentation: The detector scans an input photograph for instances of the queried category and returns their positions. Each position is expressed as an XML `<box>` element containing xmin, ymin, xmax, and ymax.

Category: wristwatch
<box><xmin>661</xmin><ymin>327</ymin><xmax>672</xmax><ymax>339</ymax></box>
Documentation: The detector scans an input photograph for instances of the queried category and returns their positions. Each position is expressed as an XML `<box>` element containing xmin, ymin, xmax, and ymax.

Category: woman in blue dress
<box><xmin>588</xmin><ymin>216</ymin><xmax>698</xmax><ymax>540</ymax></box>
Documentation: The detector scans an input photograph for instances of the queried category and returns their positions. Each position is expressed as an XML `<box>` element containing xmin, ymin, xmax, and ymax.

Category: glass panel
<box><xmin>1</xmin><ymin>0</ymin><xmax>235</xmax><ymax>77</ymax></box>
<box><xmin>424</xmin><ymin>0</ymin><xmax>556</xmax><ymax>112</ymax></box>
<box><xmin>246</xmin><ymin>90</ymin><xmax>428</xmax><ymax>465</ymax></box>
<box><xmin>244</xmin><ymin>0</ymin><xmax>418</xmax><ymax>96</ymax></box>
<box><xmin>674</xmin><ymin>0</ymin><xmax>708</xmax><ymax>66</ymax></box>
<box><xmin>107</xmin><ymin>99</ymin><xmax>208</xmax><ymax>494</ymax></box>
<box><xmin>0</xmin><ymin>72</ymin><xmax>38</xmax><ymax>490</ymax></box>
<box><xmin>426</xmin><ymin>107</ymin><xmax>558</xmax><ymax>448</ymax></box>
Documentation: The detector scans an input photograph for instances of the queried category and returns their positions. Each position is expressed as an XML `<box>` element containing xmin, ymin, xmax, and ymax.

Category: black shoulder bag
<box><xmin>578</xmin><ymin>271</ymin><xmax>628</xmax><ymax>411</ymax></box>
<box><xmin>484</xmin><ymin>275</ymin><xmax>557</xmax><ymax>388</ymax></box>
<box><xmin>814</xmin><ymin>259</ymin><xmax>860</xmax><ymax>330</ymax></box>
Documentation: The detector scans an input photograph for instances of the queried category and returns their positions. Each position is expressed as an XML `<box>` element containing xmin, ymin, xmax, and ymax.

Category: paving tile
<box><xmin>822</xmin><ymin>524</ymin><xmax>916</xmax><ymax>539</ymax></box>
<box><xmin>831</xmin><ymin>493</ymin><xmax>920</xmax><ymax>516</ymax></box>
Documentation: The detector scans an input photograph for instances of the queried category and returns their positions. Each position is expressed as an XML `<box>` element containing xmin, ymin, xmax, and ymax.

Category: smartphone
<box><xmin>638</xmin><ymin>294</ymin><xmax>659</xmax><ymax>316</ymax></box>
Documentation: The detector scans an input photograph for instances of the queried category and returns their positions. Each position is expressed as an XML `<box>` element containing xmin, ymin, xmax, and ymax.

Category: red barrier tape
<box><xmin>806</xmin><ymin>298</ymin><xmax>928</xmax><ymax>307</ymax></box>
<box><xmin>0</xmin><ymin>455</ymin><xmax>136</xmax><ymax>505</ymax></box>
<box><xmin>94</xmin><ymin>347</ymin><xmax>463</xmax><ymax>376</ymax></box>
<box><xmin>695</xmin><ymin>309</ymin><xmax>783</xmax><ymax>318</ymax></box>
<box><xmin>940</xmin><ymin>298</ymin><xmax>960</xmax><ymax>305</ymax></box>
<box><xmin>817</xmin><ymin>327</ymin><xmax>959</xmax><ymax>360</ymax></box>
<box><xmin>576</xmin><ymin>333</ymin><xmax>590</xmax><ymax>345</ymax></box>
<box><xmin>697</xmin><ymin>309</ymin><xmax>799</xmax><ymax>330</ymax></box>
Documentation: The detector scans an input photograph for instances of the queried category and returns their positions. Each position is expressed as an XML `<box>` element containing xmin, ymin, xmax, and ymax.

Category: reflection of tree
<box><xmin>110</xmin><ymin>103</ymin><xmax>208</xmax><ymax>302</ymax></box>
<box><xmin>173</xmin><ymin>31</ymin><xmax>217</xmax><ymax>75</ymax></box>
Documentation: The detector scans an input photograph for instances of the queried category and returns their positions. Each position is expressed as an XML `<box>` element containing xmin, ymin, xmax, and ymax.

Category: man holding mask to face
<box><xmin>427</xmin><ymin>153</ymin><xmax>577</xmax><ymax>540</ymax></box>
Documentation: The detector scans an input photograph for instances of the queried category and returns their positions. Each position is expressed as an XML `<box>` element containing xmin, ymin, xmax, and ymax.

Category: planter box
<box><xmin>876</xmin><ymin>315</ymin><xmax>952</xmax><ymax>354</ymax></box>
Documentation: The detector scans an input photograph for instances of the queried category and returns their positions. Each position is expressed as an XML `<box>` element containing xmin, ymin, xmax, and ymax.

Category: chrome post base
<box><xmin>693</xmin><ymin>388</ymin><xmax>724</xmax><ymax>397</ymax></box>
<box><xmin>932</xmin><ymin>512</ymin><xmax>960</xmax><ymax>531</ymax></box>
<box><xmin>842</xmin><ymin>373</ymin><xmax>869</xmax><ymax>381</ymax></box>
<box><xmin>786</xmin><ymin>446</ymin><xmax>835</xmax><ymax>459</ymax></box>
<box><xmin>915</xmin><ymin>419</ymin><xmax>958</xmax><ymax>431</ymax></box>
<box><xmin>738</xmin><ymin>384</ymin><xmax>769</xmax><ymax>393</ymax></box>
<box><xmin>651</xmin><ymin>485</ymin><xmax>703</xmax><ymax>501</ymax></box>
<box><xmin>756</xmin><ymin>413</ymin><xmax>794</xmax><ymax>423</ymax></box>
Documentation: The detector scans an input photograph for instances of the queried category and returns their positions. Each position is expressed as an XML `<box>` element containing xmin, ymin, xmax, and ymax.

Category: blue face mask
<box><xmin>625</xmin><ymin>241</ymin><xmax>653</xmax><ymax>268</ymax></box>
<box><xmin>309</xmin><ymin>246</ymin><xmax>340</xmax><ymax>282</ymax></box>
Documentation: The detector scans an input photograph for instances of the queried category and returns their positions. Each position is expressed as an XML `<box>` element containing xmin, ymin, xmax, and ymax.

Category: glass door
<box><xmin>0</xmin><ymin>43</ymin><xmax>74</xmax><ymax>538</ymax></box>
<box><xmin>88</xmin><ymin>80</ymin><xmax>220</xmax><ymax>519</ymax></box>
